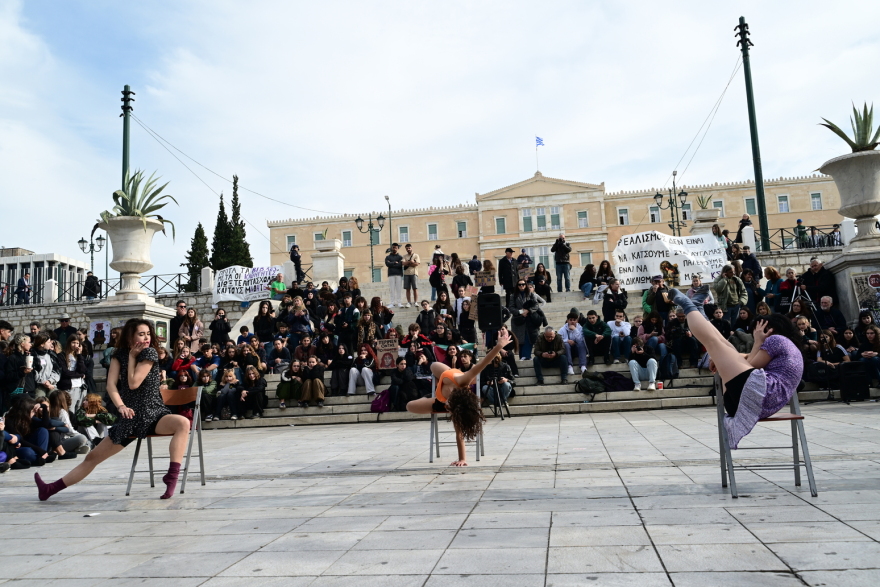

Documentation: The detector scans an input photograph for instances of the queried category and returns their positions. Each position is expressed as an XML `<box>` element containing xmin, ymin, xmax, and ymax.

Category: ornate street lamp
<box><xmin>354</xmin><ymin>213</ymin><xmax>386</xmax><ymax>282</ymax></box>
<box><xmin>654</xmin><ymin>170</ymin><xmax>689</xmax><ymax>237</ymax></box>
<box><xmin>78</xmin><ymin>234</ymin><xmax>106</xmax><ymax>273</ymax></box>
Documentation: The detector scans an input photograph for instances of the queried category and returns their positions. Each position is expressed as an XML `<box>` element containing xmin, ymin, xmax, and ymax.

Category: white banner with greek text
<box><xmin>213</xmin><ymin>265</ymin><xmax>283</xmax><ymax>304</ymax></box>
<box><xmin>612</xmin><ymin>231</ymin><xmax>727</xmax><ymax>289</ymax></box>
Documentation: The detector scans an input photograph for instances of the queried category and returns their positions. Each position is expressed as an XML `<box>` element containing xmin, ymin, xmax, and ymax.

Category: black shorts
<box><xmin>432</xmin><ymin>399</ymin><xmax>447</xmax><ymax>413</ymax></box>
<box><xmin>117</xmin><ymin>417</ymin><xmax>165</xmax><ymax>448</ymax></box>
<box><xmin>724</xmin><ymin>368</ymin><xmax>755</xmax><ymax>418</ymax></box>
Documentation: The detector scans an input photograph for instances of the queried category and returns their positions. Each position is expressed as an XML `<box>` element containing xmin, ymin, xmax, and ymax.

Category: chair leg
<box><xmin>796</xmin><ymin>420</ymin><xmax>818</xmax><ymax>497</ymax></box>
<box><xmin>715</xmin><ymin>377</ymin><xmax>729</xmax><ymax>489</ymax></box>
<box><xmin>475</xmin><ymin>429</ymin><xmax>481</xmax><ymax>462</ymax></box>
<box><xmin>719</xmin><ymin>424</ymin><xmax>738</xmax><ymax>498</ymax></box>
<box><xmin>147</xmin><ymin>437</ymin><xmax>155</xmax><ymax>488</ymax></box>
<box><xmin>126</xmin><ymin>438</ymin><xmax>142</xmax><ymax>496</ymax></box>
<box><xmin>197</xmin><ymin>421</ymin><xmax>206</xmax><ymax>487</ymax></box>
<box><xmin>181</xmin><ymin>420</ymin><xmax>196</xmax><ymax>494</ymax></box>
<box><xmin>434</xmin><ymin>415</ymin><xmax>441</xmax><ymax>458</ymax></box>
<box><xmin>428</xmin><ymin>414</ymin><xmax>435</xmax><ymax>464</ymax></box>
<box><xmin>791</xmin><ymin>420</ymin><xmax>802</xmax><ymax>487</ymax></box>
<box><xmin>480</xmin><ymin>430</ymin><xmax>485</xmax><ymax>457</ymax></box>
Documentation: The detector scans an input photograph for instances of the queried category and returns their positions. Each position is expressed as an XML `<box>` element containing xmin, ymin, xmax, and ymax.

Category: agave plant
<box><xmin>98</xmin><ymin>169</ymin><xmax>178</xmax><ymax>237</ymax></box>
<box><xmin>696</xmin><ymin>194</ymin><xmax>713</xmax><ymax>209</ymax></box>
<box><xmin>820</xmin><ymin>102</ymin><xmax>880</xmax><ymax>152</ymax></box>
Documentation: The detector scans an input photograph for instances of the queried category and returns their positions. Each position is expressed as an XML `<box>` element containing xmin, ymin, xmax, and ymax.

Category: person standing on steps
<box><xmin>385</xmin><ymin>243</ymin><xmax>404</xmax><ymax>308</ymax></box>
<box><xmin>498</xmin><ymin>248</ymin><xmax>517</xmax><ymax>306</ymax></box>
<box><xmin>34</xmin><ymin>319</ymin><xmax>192</xmax><ymax>501</ymax></box>
<box><xmin>402</xmin><ymin>243</ymin><xmax>420</xmax><ymax>309</ymax></box>
<box><xmin>551</xmin><ymin>234</ymin><xmax>572</xmax><ymax>293</ymax></box>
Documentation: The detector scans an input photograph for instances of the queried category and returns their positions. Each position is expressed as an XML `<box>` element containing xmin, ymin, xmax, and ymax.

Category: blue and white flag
<box><xmin>535</xmin><ymin>136</ymin><xmax>544</xmax><ymax>147</ymax></box>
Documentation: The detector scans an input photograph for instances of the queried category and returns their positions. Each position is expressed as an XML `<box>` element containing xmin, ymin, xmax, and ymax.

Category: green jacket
<box><xmin>713</xmin><ymin>274</ymin><xmax>748</xmax><ymax>309</ymax></box>
<box><xmin>580</xmin><ymin>317</ymin><xmax>612</xmax><ymax>339</ymax></box>
<box><xmin>641</xmin><ymin>290</ymin><xmax>652</xmax><ymax>315</ymax></box>
<box><xmin>533</xmin><ymin>333</ymin><xmax>564</xmax><ymax>357</ymax></box>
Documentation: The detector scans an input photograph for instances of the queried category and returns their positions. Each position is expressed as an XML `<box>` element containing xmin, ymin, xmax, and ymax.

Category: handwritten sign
<box><xmin>213</xmin><ymin>265</ymin><xmax>283</xmax><ymax>304</ymax></box>
<box><xmin>375</xmin><ymin>339</ymin><xmax>399</xmax><ymax>370</ymax></box>
<box><xmin>518</xmin><ymin>267</ymin><xmax>535</xmax><ymax>283</ymax></box>
<box><xmin>612</xmin><ymin>231</ymin><xmax>726</xmax><ymax>288</ymax></box>
<box><xmin>474</xmin><ymin>271</ymin><xmax>496</xmax><ymax>287</ymax></box>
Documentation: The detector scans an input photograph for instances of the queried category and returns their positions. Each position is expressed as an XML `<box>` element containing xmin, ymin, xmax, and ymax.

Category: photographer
<box><xmin>481</xmin><ymin>355</ymin><xmax>514</xmax><ymax>407</ymax></box>
<box><xmin>209</xmin><ymin>308</ymin><xmax>232</xmax><ymax>345</ymax></box>
<box><xmin>550</xmin><ymin>233</ymin><xmax>572</xmax><ymax>293</ymax></box>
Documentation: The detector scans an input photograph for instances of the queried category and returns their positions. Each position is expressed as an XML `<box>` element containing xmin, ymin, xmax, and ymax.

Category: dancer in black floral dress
<box><xmin>35</xmin><ymin>319</ymin><xmax>191</xmax><ymax>501</ymax></box>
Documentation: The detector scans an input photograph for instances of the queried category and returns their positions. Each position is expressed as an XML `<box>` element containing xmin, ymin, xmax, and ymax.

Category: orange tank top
<box><xmin>435</xmin><ymin>368</ymin><xmax>463</xmax><ymax>403</ymax></box>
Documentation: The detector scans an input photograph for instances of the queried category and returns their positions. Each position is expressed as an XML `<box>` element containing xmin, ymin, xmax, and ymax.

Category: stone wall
<box><xmin>755</xmin><ymin>247</ymin><xmax>843</xmax><ymax>274</ymax></box>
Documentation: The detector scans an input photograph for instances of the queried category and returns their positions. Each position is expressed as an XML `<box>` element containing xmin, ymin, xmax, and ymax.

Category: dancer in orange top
<box><xmin>407</xmin><ymin>330</ymin><xmax>511</xmax><ymax>466</ymax></box>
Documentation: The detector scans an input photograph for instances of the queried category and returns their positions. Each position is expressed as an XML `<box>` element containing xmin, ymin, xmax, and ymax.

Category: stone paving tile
<box><xmin>668</xmin><ymin>571</ymin><xmax>806</xmax><ymax>586</ymax></box>
<box><xmin>646</xmin><ymin>523</ymin><xmax>755</xmax><ymax>545</ymax></box>
<box><xmin>434</xmin><ymin>547</ymin><xmax>547</xmax><ymax>574</ymax></box>
<box><xmin>800</xmin><ymin>569</ymin><xmax>880</xmax><ymax>586</ymax></box>
<box><xmin>547</xmin><ymin>545</ymin><xmax>664</xmax><ymax>573</ymax></box>
<box><xmin>219</xmin><ymin>550</ymin><xmax>345</xmax><ymax>576</ymax></box>
<box><xmin>450</xmin><ymin>527</ymin><xmax>549</xmax><ymax>549</ymax></box>
<box><xmin>425</xmin><ymin>575</ymin><xmax>546</xmax><ymax>586</ymax></box>
<box><xmin>546</xmin><ymin>574</ymin><xmax>672</xmax><ymax>587</ymax></box>
<box><xmin>550</xmin><ymin>525</ymin><xmax>651</xmax><ymax>546</ymax></box>
<box><xmin>323</xmin><ymin>548</ymin><xmax>445</xmax><ymax>575</ymax></box>
<box><xmin>767</xmin><ymin>541</ymin><xmax>880</xmax><ymax>571</ymax></box>
<box><xmin>744</xmin><ymin>521</ymin><xmax>872</xmax><ymax>543</ymax></box>
<box><xmin>656</xmin><ymin>543</ymin><xmax>789</xmax><ymax>572</ymax></box>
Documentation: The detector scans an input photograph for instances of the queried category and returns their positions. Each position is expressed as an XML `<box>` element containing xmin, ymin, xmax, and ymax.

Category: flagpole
<box><xmin>536</xmin><ymin>145</ymin><xmax>539</xmax><ymax>172</ymax></box>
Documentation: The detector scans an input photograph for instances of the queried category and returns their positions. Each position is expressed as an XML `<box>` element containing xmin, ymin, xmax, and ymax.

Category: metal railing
<box><xmin>754</xmin><ymin>225</ymin><xmax>843</xmax><ymax>252</ymax></box>
<box><xmin>0</xmin><ymin>273</ymin><xmax>199</xmax><ymax>307</ymax></box>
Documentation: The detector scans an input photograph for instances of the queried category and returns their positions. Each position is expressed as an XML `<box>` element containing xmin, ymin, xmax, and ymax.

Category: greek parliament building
<box><xmin>268</xmin><ymin>171</ymin><xmax>844</xmax><ymax>283</ymax></box>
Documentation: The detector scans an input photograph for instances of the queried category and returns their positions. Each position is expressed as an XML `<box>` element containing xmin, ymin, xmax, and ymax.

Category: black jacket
<box><xmin>83</xmin><ymin>275</ymin><xmax>101</xmax><ymax>298</ymax></box>
<box><xmin>57</xmin><ymin>354</ymin><xmax>87</xmax><ymax>391</ymax></box>
<box><xmin>3</xmin><ymin>351</ymin><xmax>35</xmax><ymax>395</ymax></box>
<box><xmin>498</xmin><ymin>256</ymin><xmax>517</xmax><ymax>290</ymax></box>
<box><xmin>385</xmin><ymin>253</ymin><xmax>404</xmax><ymax>277</ymax></box>
<box><xmin>467</xmin><ymin>258</ymin><xmax>482</xmax><ymax>275</ymax></box>
<box><xmin>209</xmin><ymin>318</ymin><xmax>232</xmax><ymax>345</ymax></box>
<box><xmin>602</xmin><ymin>289</ymin><xmax>628</xmax><ymax>322</ymax></box>
<box><xmin>551</xmin><ymin>239</ymin><xmax>572</xmax><ymax>264</ymax></box>
<box><xmin>417</xmin><ymin>309</ymin><xmax>437</xmax><ymax>335</ymax></box>
<box><xmin>799</xmin><ymin>268</ymin><xmax>837</xmax><ymax>306</ymax></box>
<box><xmin>390</xmin><ymin>367</ymin><xmax>416</xmax><ymax>392</ymax></box>
<box><xmin>170</xmin><ymin>314</ymin><xmax>186</xmax><ymax>344</ymax></box>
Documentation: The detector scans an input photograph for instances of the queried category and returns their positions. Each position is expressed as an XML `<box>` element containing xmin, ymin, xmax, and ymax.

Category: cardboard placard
<box><xmin>375</xmin><ymin>339</ymin><xmax>399</xmax><ymax>370</ymax></box>
<box><xmin>474</xmin><ymin>271</ymin><xmax>496</xmax><ymax>287</ymax></box>
<box><xmin>518</xmin><ymin>267</ymin><xmax>535</xmax><ymax>282</ymax></box>
<box><xmin>468</xmin><ymin>294</ymin><xmax>479</xmax><ymax>322</ymax></box>
<box><xmin>88</xmin><ymin>320</ymin><xmax>111</xmax><ymax>350</ymax></box>
<box><xmin>464</xmin><ymin>285</ymin><xmax>479</xmax><ymax>298</ymax></box>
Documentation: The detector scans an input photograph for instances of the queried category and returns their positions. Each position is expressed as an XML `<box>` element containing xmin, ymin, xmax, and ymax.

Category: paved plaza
<box><xmin>2</xmin><ymin>402</ymin><xmax>880</xmax><ymax>586</ymax></box>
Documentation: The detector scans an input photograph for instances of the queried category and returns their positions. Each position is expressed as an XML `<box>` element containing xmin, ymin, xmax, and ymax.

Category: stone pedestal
<box><xmin>312</xmin><ymin>239</ymin><xmax>345</xmax><ymax>288</ymax></box>
<box><xmin>825</xmin><ymin>248</ymin><xmax>880</xmax><ymax>321</ymax></box>
<box><xmin>44</xmin><ymin>279</ymin><xmax>58</xmax><ymax>304</ymax></box>
<box><xmin>200</xmin><ymin>267</ymin><xmax>214</xmax><ymax>294</ymax></box>
<box><xmin>84</xmin><ymin>297</ymin><xmax>176</xmax><ymax>345</ymax></box>
<box><xmin>689</xmin><ymin>208</ymin><xmax>723</xmax><ymax>236</ymax></box>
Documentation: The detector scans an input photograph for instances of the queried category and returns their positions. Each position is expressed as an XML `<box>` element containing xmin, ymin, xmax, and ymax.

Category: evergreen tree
<box><xmin>209</xmin><ymin>193</ymin><xmax>234</xmax><ymax>270</ymax></box>
<box><xmin>181</xmin><ymin>222</ymin><xmax>209</xmax><ymax>292</ymax></box>
<box><xmin>228</xmin><ymin>174</ymin><xmax>253</xmax><ymax>267</ymax></box>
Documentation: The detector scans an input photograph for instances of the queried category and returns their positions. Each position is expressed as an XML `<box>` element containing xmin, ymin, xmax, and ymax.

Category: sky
<box><xmin>1</xmin><ymin>0</ymin><xmax>878</xmax><ymax>277</ymax></box>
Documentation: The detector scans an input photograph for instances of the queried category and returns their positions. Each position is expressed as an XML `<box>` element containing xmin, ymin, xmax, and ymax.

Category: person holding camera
<box><xmin>550</xmin><ymin>233</ymin><xmax>572</xmax><ymax>293</ymax></box>
<box><xmin>481</xmin><ymin>355</ymin><xmax>514</xmax><ymax>407</ymax></box>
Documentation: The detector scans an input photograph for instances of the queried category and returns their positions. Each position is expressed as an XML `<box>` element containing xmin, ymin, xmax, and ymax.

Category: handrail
<box><xmin>753</xmin><ymin>225</ymin><xmax>842</xmax><ymax>252</ymax></box>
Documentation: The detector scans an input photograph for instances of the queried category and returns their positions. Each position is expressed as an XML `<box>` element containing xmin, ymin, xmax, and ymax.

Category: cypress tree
<box><xmin>229</xmin><ymin>175</ymin><xmax>253</xmax><ymax>267</ymax></box>
<box><xmin>209</xmin><ymin>193</ymin><xmax>234</xmax><ymax>270</ymax></box>
<box><xmin>181</xmin><ymin>222</ymin><xmax>209</xmax><ymax>292</ymax></box>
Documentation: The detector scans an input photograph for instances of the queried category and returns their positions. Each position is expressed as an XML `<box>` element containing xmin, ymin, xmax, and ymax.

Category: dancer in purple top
<box><xmin>668</xmin><ymin>287</ymin><xmax>803</xmax><ymax>448</ymax></box>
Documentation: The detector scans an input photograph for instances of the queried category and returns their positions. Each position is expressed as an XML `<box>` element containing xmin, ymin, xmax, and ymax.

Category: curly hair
<box><xmin>446</xmin><ymin>387</ymin><xmax>484</xmax><ymax>442</ymax></box>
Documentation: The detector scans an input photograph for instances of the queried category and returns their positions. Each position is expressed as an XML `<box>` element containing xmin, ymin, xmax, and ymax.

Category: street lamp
<box><xmin>78</xmin><ymin>234</ymin><xmax>106</xmax><ymax>273</ymax></box>
<box><xmin>385</xmin><ymin>195</ymin><xmax>392</xmax><ymax>245</ymax></box>
<box><xmin>354</xmin><ymin>213</ymin><xmax>386</xmax><ymax>282</ymax></box>
<box><xmin>654</xmin><ymin>170</ymin><xmax>688</xmax><ymax>237</ymax></box>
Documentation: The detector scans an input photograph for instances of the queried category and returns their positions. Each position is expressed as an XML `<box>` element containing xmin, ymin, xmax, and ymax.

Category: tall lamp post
<box><xmin>78</xmin><ymin>234</ymin><xmax>106</xmax><ymax>273</ymax></box>
<box><xmin>354</xmin><ymin>213</ymin><xmax>385</xmax><ymax>282</ymax></box>
<box><xmin>384</xmin><ymin>195</ymin><xmax>392</xmax><ymax>245</ymax></box>
<box><xmin>654</xmin><ymin>171</ymin><xmax>688</xmax><ymax>237</ymax></box>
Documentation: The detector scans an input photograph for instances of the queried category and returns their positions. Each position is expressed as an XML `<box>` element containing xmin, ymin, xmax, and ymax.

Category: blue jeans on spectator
<box><xmin>431</xmin><ymin>287</ymin><xmax>437</xmax><ymax>301</ymax></box>
<box><xmin>556</xmin><ymin>263</ymin><xmax>571</xmax><ymax>292</ymax></box>
<box><xmin>17</xmin><ymin>427</ymin><xmax>49</xmax><ymax>463</ymax></box>
<box><xmin>861</xmin><ymin>355</ymin><xmax>880</xmax><ymax>384</ymax></box>
<box><xmin>533</xmin><ymin>354</ymin><xmax>570</xmax><ymax>383</ymax></box>
<box><xmin>725</xmin><ymin>306</ymin><xmax>740</xmax><ymax>325</ymax></box>
<box><xmin>483</xmin><ymin>382</ymin><xmax>512</xmax><ymax>405</ymax></box>
<box><xmin>581</xmin><ymin>282</ymin><xmax>594</xmax><ymax>299</ymax></box>
<box><xmin>611</xmin><ymin>335</ymin><xmax>632</xmax><ymax>361</ymax></box>
<box><xmin>628</xmin><ymin>358</ymin><xmax>658</xmax><ymax>384</ymax></box>
<box><xmin>562</xmin><ymin>339</ymin><xmax>587</xmax><ymax>371</ymax></box>
<box><xmin>645</xmin><ymin>336</ymin><xmax>668</xmax><ymax>358</ymax></box>
<box><xmin>520</xmin><ymin>337</ymin><xmax>534</xmax><ymax>361</ymax></box>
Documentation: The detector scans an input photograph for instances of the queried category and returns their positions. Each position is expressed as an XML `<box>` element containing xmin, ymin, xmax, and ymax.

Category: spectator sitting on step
<box><xmin>815</xmin><ymin>296</ymin><xmax>847</xmax><ymax>343</ymax></box>
<box><xmin>356</xmin><ymin>311</ymin><xmax>379</xmax><ymax>348</ymax></box>
<box><xmin>217</xmin><ymin>346</ymin><xmax>241</xmax><ymax>383</ymax></box>
<box><xmin>710</xmin><ymin>307</ymin><xmax>732</xmax><ymax>340</ymax></box>
<box><xmin>628</xmin><ymin>338</ymin><xmax>658</xmax><ymax>391</ymax></box>
<box><xmin>637</xmin><ymin>312</ymin><xmax>668</xmax><ymax>359</ymax></box>
<box><xmin>268</xmin><ymin>339</ymin><xmax>291</xmax><ymax>374</ymax></box>
<box><xmin>211</xmin><ymin>369</ymin><xmax>243</xmax><ymax>421</ymax></box>
<box><xmin>795</xmin><ymin>315</ymin><xmax>818</xmax><ymax>342</ymax></box>
<box><xmin>579</xmin><ymin>310</ymin><xmax>612</xmax><ymax>366</ymax></box>
<box><xmin>276</xmin><ymin>360</ymin><xmax>304</xmax><ymax>409</ymax></box>
<box><xmin>857</xmin><ymin>325</ymin><xmax>880</xmax><ymax>384</ymax></box>
<box><xmin>609</xmin><ymin>310</ymin><xmax>632</xmax><ymax>364</ymax></box>
<box><xmin>841</xmin><ymin>327</ymin><xmax>859</xmax><ymax>358</ymax></box>
<box><xmin>194</xmin><ymin>343</ymin><xmax>220</xmax><ymax>379</ymax></box>
<box><xmin>240</xmin><ymin>365</ymin><xmax>267</xmax><ymax>419</ymax></box>
<box><xmin>237</xmin><ymin>326</ymin><xmax>254</xmax><ymax>346</ymax></box>
<box><xmin>854</xmin><ymin>310</ymin><xmax>876</xmax><ymax>342</ymax></box>
<box><xmin>249</xmin><ymin>338</ymin><xmax>268</xmax><ymax>373</ymax></box>
<box><xmin>458</xmin><ymin>349</ymin><xmax>475</xmax><ymax>373</ymax></box>
<box><xmin>170</xmin><ymin>346</ymin><xmax>196</xmax><ymax>380</ymax></box>
<box><xmin>328</xmin><ymin>345</ymin><xmax>353</xmax><ymax>396</ymax></box>
<box><xmin>315</xmin><ymin>332</ymin><xmax>336</xmax><ymax>367</ymax></box>
<box><xmin>532</xmin><ymin>327</ymin><xmax>569</xmax><ymax>386</ymax></box>
<box><xmin>293</xmin><ymin>335</ymin><xmax>316</xmax><ymax>364</ymax></box>
<box><xmin>482</xmin><ymin>354</ymin><xmax>514</xmax><ymax>407</ymax></box>
<box><xmin>559</xmin><ymin>312</ymin><xmax>588</xmax><ymax>376</ymax></box>
<box><xmin>444</xmin><ymin>345</ymin><xmax>462</xmax><ymax>369</ymax></box>
<box><xmin>389</xmin><ymin>357</ymin><xmax>418</xmax><ymax>411</ymax></box>
<box><xmin>348</xmin><ymin>346</ymin><xmax>375</xmax><ymax>397</ymax></box>
<box><xmin>298</xmin><ymin>356</ymin><xmax>326</xmax><ymax>408</ymax></box>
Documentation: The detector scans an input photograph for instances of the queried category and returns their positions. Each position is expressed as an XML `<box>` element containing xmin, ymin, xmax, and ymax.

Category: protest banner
<box><xmin>518</xmin><ymin>267</ymin><xmax>535</xmax><ymax>283</ymax></box>
<box><xmin>474</xmin><ymin>271</ymin><xmax>496</xmax><ymax>287</ymax></box>
<box><xmin>851</xmin><ymin>272</ymin><xmax>880</xmax><ymax>324</ymax></box>
<box><xmin>213</xmin><ymin>265</ymin><xmax>283</xmax><ymax>304</ymax></box>
<box><xmin>375</xmin><ymin>339</ymin><xmax>399</xmax><ymax>370</ymax></box>
<box><xmin>611</xmin><ymin>231</ymin><xmax>726</xmax><ymax>289</ymax></box>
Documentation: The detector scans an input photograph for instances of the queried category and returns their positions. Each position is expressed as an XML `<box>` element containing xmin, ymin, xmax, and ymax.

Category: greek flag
<box><xmin>536</xmin><ymin>136</ymin><xmax>544</xmax><ymax>147</ymax></box>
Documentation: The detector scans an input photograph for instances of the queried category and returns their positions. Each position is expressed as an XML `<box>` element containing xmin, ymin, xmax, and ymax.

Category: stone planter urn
<box><xmin>819</xmin><ymin>150</ymin><xmax>880</xmax><ymax>251</ymax></box>
<box><xmin>689</xmin><ymin>208</ymin><xmax>723</xmax><ymax>236</ymax></box>
<box><xmin>315</xmin><ymin>238</ymin><xmax>342</xmax><ymax>253</ymax></box>
<box><xmin>99</xmin><ymin>216</ymin><xmax>165</xmax><ymax>296</ymax></box>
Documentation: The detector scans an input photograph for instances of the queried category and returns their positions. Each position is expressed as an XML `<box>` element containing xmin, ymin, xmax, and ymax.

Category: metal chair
<box><xmin>125</xmin><ymin>386</ymin><xmax>206</xmax><ymax>496</ymax></box>
<box><xmin>715</xmin><ymin>374</ymin><xmax>817</xmax><ymax>498</ymax></box>
<box><xmin>428</xmin><ymin>374</ymin><xmax>485</xmax><ymax>463</ymax></box>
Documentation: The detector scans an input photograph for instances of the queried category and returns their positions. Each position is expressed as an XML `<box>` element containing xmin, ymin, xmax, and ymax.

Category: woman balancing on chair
<box><xmin>406</xmin><ymin>330</ymin><xmax>512</xmax><ymax>467</ymax></box>
<box><xmin>668</xmin><ymin>284</ymin><xmax>803</xmax><ymax>449</ymax></box>
<box><xmin>35</xmin><ymin>319</ymin><xmax>192</xmax><ymax>501</ymax></box>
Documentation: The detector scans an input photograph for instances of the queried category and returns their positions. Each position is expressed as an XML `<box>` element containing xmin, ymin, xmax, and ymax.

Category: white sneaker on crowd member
<box><xmin>647</xmin><ymin>381</ymin><xmax>656</xmax><ymax>391</ymax></box>
<box><xmin>613</xmin><ymin>359</ymin><xmax>620</xmax><ymax>364</ymax></box>
<box><xmin>567</xmin><ymin>366</ymin><xmax>574</xmax><ymax>375</ymax></box>
<box><xmin>404</xmin><ymin>303</ymin><xmax>410</xmax><ymax>308</ymax></box>
<box><xmin>580</xmin><ymin>366</ymin><xmax>587</xmax><ymax>373</ymax></box>
<box><xmin>633</xmin><ymin>383</ymin><xmax>642</xmax><ymax>391</ymax></box>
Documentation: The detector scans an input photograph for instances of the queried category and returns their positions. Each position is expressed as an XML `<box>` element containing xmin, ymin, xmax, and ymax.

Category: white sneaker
<box><xmin>633</xmin><ymin>383</ymin><xmax>642</xmax><ymax>391</ymax></box>
<box><xmin>580</xmin><ymin>366</ymin><xmax>587</xmax><ymax>373</ymax></box>
<box><xmin>567</xmin><ymin>366</ymin><xmax>574</xmax><ymax>375</ymax></box>
<box><xmin>404</xmin><ymin>303</ymin><xmax>411</xmax><ymax>308</ymax></box>
<box><xmin>647</xmin><ymin>382</ymin><xmax>656</xmax><ymax>391</ymax></box>
<box><xmin>613</xmin><ymin>359</ymin><xmax>620</xmax><ymax>364</ymax></box>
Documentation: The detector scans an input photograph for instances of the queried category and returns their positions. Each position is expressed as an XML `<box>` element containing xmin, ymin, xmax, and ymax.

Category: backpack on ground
<box><xmin>576</xmin><ymin>370</ymin><xmax>605</xmax><ymax>398</ymax></box>
<box><xmin>371</xmin><ymin>389</ymin><xmax>392</xmax><ymax>414</ymax></box>
<box><xmin>601</xmin><ymin>370</ymin><xmax>635</xmax><ymax>392</ymax></box>
<box><xmin>696</xmin><ymin>352</ymin><xmax>711</xmax><ymax>372</ymax></box>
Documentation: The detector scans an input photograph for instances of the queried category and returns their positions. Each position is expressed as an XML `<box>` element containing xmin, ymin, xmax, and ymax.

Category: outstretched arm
<box><xmin>453</xmin><ymin>331</ymin><xmax>511</xmax><ymax>388</ymax></box>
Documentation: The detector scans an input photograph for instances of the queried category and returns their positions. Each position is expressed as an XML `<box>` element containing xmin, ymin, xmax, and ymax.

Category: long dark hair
<box><xmin>582</xmin><ymin>264</ymin><xmax>596</xmax><ymax>280</ymax></box>
<box><xmin>115</xmin><ymin>318</ymin><xmax>161</xmax><ymax>357</ymax></box>
<box><xmin>6</xmin><ymin>395</ymin><xmax>36</xmax><ymax>437</ymax></box>
<box><xmin>597</xmin><ymin>260</ymin><xmax>614</xmax><ymax>278</ymax></box>
<box><xmin>447</xmin><ymin>387</ymin><xmax>484</xmax><ymax>441</ymax></box>
<box><xmin>752</xmin><ymin>313</ymin><xmax>798</xmax><ymax>341</ymax></box>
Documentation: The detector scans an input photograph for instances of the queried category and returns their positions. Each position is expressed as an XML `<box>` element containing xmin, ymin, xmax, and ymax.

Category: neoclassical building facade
<box><xmin>268</xmin><ymin>172</ymin><xmax>843</xmax><ymax>282</ymax></box>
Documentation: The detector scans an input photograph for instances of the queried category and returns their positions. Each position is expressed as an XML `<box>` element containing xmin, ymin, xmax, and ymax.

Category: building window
<box><xmin>649</xmin><ymin>206</ymin><xmax>661</xmax><ymax>223</ymax></box>
<box><xmin>537</xmin><ymin>246</ymin><xmax>550</xmax><ymax>268</ymax></box>
<box><xmin>712</xmin><ymin>200</ymin><xmax>725</xmax><ymax>217</ymax></box>
<box><xmin>618</xmin><ymin>208</ymin><xmax>629</xmax><ymax>226</ymax></box>
<box><xmin>341</xmin><ymin>230</ymin><xmax>352</xmax><ymax>247</ymax></box>
<box><xmin>495</xmin><ymin>217</ymin><xmax>506</xmax><ymax>235</ymax></box>
<box><xmin>372</xmin><ymin>268</ymin><xmax>382</xmax><ymax>283</ymax></box>
<box><xmin>286</xmin><ymin>235</ymin><xmax>296</xmax><ymax>250</ymax></box>
<box><xmin>457</xmin><ymin>221</ymin><xmax>468</xmax><ymax>238</ymax></box>
<box><xmin>681</xmin><ymin>203</ymin><xmax>692</xmax><ymax>221</ymax></box>
<box><xmin>811</xmin><ymin>192</ymin><xmax>823</xmax><ymax>210</ymax></box>
<box><xmin>579</xmin><ymin>252</ymin><xmax>592</xmax><ymax>266</ymax></box>
<box><xmin>744</xmin><ymin>197</ymin><xmax>757</xmax><ymax>216</ymax></box>
<box><xmin>522</xmin><ymin>208</ymin><xmax>533</xmax><ymax>232</ymax></box>
<box><xmin>577</xmin><ymin>210</ymin><xmax>588</xmax><ymax>228</ymax></box>
<box><xmin>550</xmin><ymin>206</ymin><xmax>561</xmax><ymax>230</ymax></box>
<box><xmin>398</xmin><ymin>226</ymin><xmax>409</xmax><ymax>243</ymax></box>
<box><xmin>369</xmin><ymin>230</ymin><xmax>380</xmax><ymax>245</ymax></box>
<box><xmin>314</xmin><ymin>232</ymin><xmax>325</xmax><ymax>241</ymax></box>
<box><xmin>427</xmin><ymin>223</ymin><xmax>438</xmax><ymax>241</ymax></box>
<box><xmin>536</xmin><ymin>207</ymin><xmax>547</xmax><ymax>231</ymax></box>
<box><xmin>777</xmin><ymin>195</ymin><xmax>790</xmax><ymax>214</ymax></box>
<box><xmin>344</xmin><ymin>269</ymin><xmax>354</xmax><ymax>279</ymax></box>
